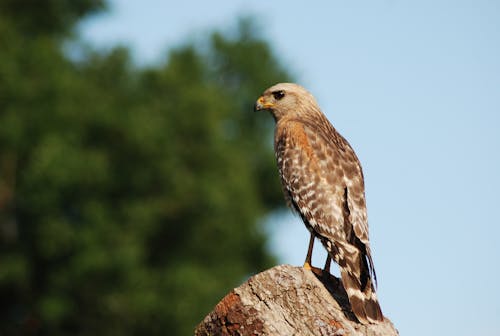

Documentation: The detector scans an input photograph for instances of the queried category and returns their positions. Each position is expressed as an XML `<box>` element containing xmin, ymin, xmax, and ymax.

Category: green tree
<box><xmin>0</xmin><ymin>2</ymin><xmax>291</xmax><ymax>335</ymax></box>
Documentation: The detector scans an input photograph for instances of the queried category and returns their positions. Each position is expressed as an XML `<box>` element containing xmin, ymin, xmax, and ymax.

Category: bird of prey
<box><xmin>254</xmin><ymin>83</ymin><xmax>383</xmax><ymax>324</ymax></box>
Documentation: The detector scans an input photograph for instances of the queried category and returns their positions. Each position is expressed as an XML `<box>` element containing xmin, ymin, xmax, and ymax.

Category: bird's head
<box><xmin>254</xmin><ymin>83</ymin><xmax>320</xmax><ymax>121</ymax></box>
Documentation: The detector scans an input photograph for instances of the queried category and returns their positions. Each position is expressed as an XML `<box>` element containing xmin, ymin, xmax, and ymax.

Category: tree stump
<box><xmin>195</xmin><ymin>264</ymin><xmax>398</xmax><ymax>336</ymax></box>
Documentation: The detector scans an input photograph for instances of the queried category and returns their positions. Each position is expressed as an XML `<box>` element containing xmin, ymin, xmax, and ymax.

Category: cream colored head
<box><xmin>254</xmin><ymin>83</ymin><xmax>322</xmax><ymax>121</ymax></box>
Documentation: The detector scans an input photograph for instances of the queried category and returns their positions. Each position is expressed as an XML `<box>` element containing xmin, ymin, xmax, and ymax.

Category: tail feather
<box><xmin>341</xmin><ymin>269</ymin><xmax>383</xmax><ymax>324</ymax></box>
<box><xmin>321</xmin><ymin>236</ymin><xmax>383</xmax><ymax>323</ymax></box>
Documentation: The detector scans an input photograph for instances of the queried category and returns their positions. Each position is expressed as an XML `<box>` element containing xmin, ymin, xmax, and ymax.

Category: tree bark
<box><xmin>195</xmin><ymin>264</ymin><xmax>398</xmax><ymax>336</ymax></box>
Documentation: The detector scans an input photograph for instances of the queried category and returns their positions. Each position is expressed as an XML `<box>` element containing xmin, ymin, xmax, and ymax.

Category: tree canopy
<box><xmin>0</xmin><ymin>2</ymin><xmax>292</xmax><ymax>335</ymax></box>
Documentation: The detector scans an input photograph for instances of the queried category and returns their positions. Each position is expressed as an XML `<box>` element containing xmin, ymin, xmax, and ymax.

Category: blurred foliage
<box><xmin>0</xmin><ymin>2</ymin><xmax>291</xmax><ymax>335</ymax></box>
<box><xmin>0</xmin><ymin>0</ymin><xmax>105</xmax><ymax>37</ymax></box>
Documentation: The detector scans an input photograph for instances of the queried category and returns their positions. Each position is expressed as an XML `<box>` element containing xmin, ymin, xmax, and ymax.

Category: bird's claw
<box><xmin>303</xmin><ymin>262</ymin><xmax>326</xmax><ymax>277</ymax></box>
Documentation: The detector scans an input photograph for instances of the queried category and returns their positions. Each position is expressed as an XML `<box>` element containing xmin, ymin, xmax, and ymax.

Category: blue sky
<box><xmin>80</xmin><ymin>1</ymin><xmax>500</xmax><ymax>335</ymax></box>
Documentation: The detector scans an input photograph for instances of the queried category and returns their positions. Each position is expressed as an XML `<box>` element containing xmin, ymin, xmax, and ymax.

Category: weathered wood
<box><xmin>195</xmin><ymin>264</ymin><xmax>398</xmax><ymax>336</ymax></box>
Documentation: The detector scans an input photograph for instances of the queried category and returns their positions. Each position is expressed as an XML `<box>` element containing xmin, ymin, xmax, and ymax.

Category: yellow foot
<box><xmin>303</xmin><ymin>262</ymin><xmax>325</xmax><ymax>277</ymax></box>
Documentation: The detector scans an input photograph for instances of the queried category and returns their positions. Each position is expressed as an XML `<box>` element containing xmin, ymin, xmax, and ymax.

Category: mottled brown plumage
<box><xmin>254</xmin><ymin>83</ymin><xmax>383</xmax><ymax>324</ymax></box>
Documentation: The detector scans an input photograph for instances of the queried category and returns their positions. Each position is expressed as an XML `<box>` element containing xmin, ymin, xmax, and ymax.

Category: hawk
<box><xmin>254</xmin><ymin>83</ymin><xmax>383</xmax><ymax>324</ymax></box>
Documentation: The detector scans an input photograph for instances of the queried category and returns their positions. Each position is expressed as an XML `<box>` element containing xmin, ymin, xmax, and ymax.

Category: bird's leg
<box><xmin>303</xmin><ymin>232</ymin><xmax>315</xmax><ymax>270</ymax></box>
<box><xmin>323</xmin><ymin>255</ymin><xmax>332</xmax><ymax>274</ymax></box>
<box><xmin>303</xmin><ymin>233</ymin><xmax>323</xmax><ymax>276</ymax></box>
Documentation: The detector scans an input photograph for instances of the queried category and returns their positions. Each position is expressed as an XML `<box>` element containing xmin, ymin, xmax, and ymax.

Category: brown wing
<box><xmin>301</xmin><ymin>117</ymin><xmax>377</xmax><ymax>282</ymax></box>
<box><xmin>275</xmin><ymin>117</ymin><xmax>383</xmax><ymax>323</ymax></box>
<box><xmin>275</xmin><ymin>120</ymin><xmax>346</xmax><ymax>242</ymax></box>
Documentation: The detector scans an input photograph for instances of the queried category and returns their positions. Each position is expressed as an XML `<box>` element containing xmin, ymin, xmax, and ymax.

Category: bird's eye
<box><xmin>272</xmin><ymin>90</ymin><xmax>285</xmax><ymax>100</ymax></box>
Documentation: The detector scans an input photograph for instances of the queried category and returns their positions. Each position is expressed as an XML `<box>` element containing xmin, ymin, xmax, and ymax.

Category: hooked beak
<box><xmin>254</xmin><ymin>96</ymin><xmax>274</xmax><ymax>112</ymax></box>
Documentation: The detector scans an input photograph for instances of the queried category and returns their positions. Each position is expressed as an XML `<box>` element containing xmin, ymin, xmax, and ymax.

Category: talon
<box><xmin>303</xmin><ymin>262</ymin><xmax>325</xmax><ymax>277</ymax></box>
